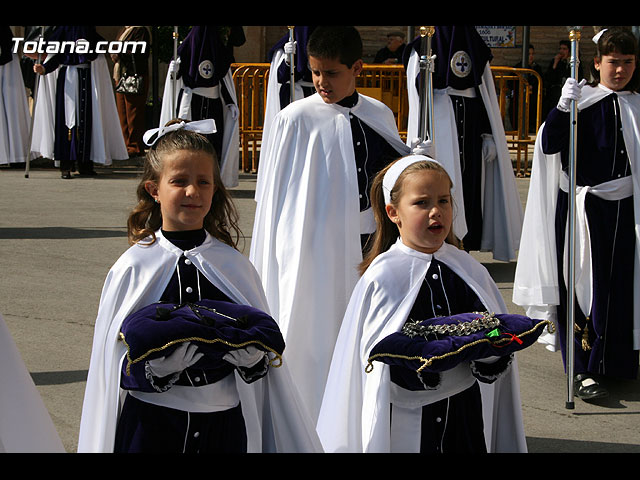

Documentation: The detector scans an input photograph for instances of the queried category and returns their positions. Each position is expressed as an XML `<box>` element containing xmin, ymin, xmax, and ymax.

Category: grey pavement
<box><xmin>1</xmin><ymin>162</ymin><xmax>639</xmax><ymax>453</ymax></box>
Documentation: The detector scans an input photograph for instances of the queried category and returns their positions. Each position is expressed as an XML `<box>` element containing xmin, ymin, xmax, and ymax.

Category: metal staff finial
<box><xmin>417</xmin><ymin>26</ymin><xmax>435</xmax><ymax>146</ymax></box>
<box><xmin>288</xmin><ymin>26</ymin><xmax>296</xmax><ymax>105</ymax></box>
<box><xmin>565</xmin><ymin>25</ymin><xmax>582</xmax><ymax>410</ymax></box>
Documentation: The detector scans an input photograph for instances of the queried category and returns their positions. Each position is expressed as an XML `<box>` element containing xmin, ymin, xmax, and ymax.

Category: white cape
<box><xmin>30</xmin><ymin>54</ymin><xmax>127</xmax><ymax>165</ymax></box>
<box><xmin>0</xmin><ymin>53</ymin><xmax>31</xmax><ymax>164</ymax></box>
<box><xmin>513</xmin><ymin>85</ymin><xmax>640</xmax><ymax>351</ymax></box>
<box><xmin>250</xmin><ymin>93</ymin><xmax>410</xmax><ymax>423</ymax></box>
<box><xmin>0</xmin><ymin>313</ymin><xmax>65</xmax><ymax>452</ymax></box>
<box><xmin>406</xmin><ymin>50</ymin><xmax>523</xmax><ymax>261</ymax></box>
<box><xmin>160</xmin><ymin>60</ymin><xmax>240</xmax><ymax>188</ymax></box>
<box><xmin>77</xmin><ymin>231</ymin><xmax>322</xmax><ymax>453</ymax></box>
<box><xmin>317</xmin><ymin>239</ymin><xmax>527</xmax><ymax>453</ymax></box>
<box><xmin>256</xmin><ymin>48</ymin><xmax>309</xmax><ymax>200</ymax></box>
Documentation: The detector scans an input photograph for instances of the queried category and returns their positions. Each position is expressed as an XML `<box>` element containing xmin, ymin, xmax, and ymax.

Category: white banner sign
<box><xmin>475</xmin><ymin>26</ymin><xmax>517</xmax><ymax>48</ymax></box>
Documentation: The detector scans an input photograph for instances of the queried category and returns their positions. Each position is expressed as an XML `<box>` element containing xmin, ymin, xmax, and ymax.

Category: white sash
<box><xmin>177</xmin><ymin>85</ymin><xmax>220</xmax><ymax>120</ymax></box>
<box><xmin>560</xmin><ymin>172</ymin><xmax>633</xmax><ymax>317</ymax></box>
<box><xmin>63</xmin><ymin>64</ymin><xmax>89</xmax><ymax>130</ymax></box>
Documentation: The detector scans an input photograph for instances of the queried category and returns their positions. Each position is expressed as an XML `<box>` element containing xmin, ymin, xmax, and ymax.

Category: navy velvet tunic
<box><xmin>175</xmin><ymin>26</ymin><xmax>243</xmax><ymax>159</ymax></box>
<box><xmin>337</xmin><ymin>91</ymin><xmax>403</xmax><ymax>250</ymax></box>
<box><xmin>543</xmin><ymin>95</ymin><xmax>638</xmax><ymax>379</ymax></box>
<box><xmin>43</xmin><ymin>26</ymin><xmax>104</xmax><ymax>173</ymax></box>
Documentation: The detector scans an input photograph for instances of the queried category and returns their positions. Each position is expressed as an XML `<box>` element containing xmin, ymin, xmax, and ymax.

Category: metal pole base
<box><xmin>565</xmin><ymin>401</ymin><xmax>575</xmax><ymax>410</ymax></box>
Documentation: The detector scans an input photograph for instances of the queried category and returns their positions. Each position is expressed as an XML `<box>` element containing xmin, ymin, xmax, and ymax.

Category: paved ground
<box><xmin>1</xmin><ymin>162</ymin><xmax>638</xmax><ymax>453</ymax></box>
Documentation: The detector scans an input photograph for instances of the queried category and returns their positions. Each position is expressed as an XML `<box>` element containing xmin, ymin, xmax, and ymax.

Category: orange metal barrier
<box><xmin>231</xmin><ymin>63</ymin><xmax>540</xmax><ymax>175</ymax></box>
<box><xmin>491</xmin><ymin>66</ymin><xmax>543</xmax><ymax>177</ymax></box>
<box><xmin>232</xmin><ymin>63</ymin><xmax>270</xmax><ymax>173</ymax></box>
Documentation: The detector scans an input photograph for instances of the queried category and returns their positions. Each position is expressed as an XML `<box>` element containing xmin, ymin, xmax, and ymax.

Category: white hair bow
<box><xmin>592</xmin><ymin>28</ymin><xmax>607</xmax><ymax>45</ymax></box>
<box><xmin>143</xmin><ymin>118</ymin><xmax>217</xmax><ymax>146</ymax></box>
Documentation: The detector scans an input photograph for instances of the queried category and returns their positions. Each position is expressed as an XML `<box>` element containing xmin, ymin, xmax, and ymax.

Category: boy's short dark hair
<box><xmin>307</xmin><ymin>26</ymin><xmax>363</xmax><ymax>68</ymax></box>
<box><xmin>591</xmin><ymin>27</ymin><xmax>640</xmax><ymax>91</ymax></box>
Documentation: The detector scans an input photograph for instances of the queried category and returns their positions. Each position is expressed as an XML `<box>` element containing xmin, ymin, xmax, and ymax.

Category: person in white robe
<box><xmin>513</xmin><ymin>28</ymin><xmax>640</xmax><ymax>399</ymax></box>
<box><xmin>0</xmin><ymin>26</ymin><xmax>31</xmax><ymax>166</ymax></box>
<box><xmin>77</xmin><ymin>121</ymin><xmax>322</xmax><ymax>453</ymax></box>
<box><xmin>404</xmin><ymin>26</ymin><xmax>522</xmax><ymax>262</ymax></box>
<box><xmin>31</xmin><ymin>26</ymin><xmax>127</xmax><ymax>177</ymax></box>
<box><xmin>250</xmin><ymin>26</ymin><xmax>410</xmax><ymax>424</ymax></box>
<box><xmin>317</xmin><ymin>156</ymin><xmax>527</xmax><ymax>453</ymax></box>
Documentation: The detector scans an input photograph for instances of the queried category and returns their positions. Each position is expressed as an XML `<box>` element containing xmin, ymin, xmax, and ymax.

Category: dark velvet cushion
<box><xmin>366</xmin><ymin>311</ymin><xmax>552</xmax><ymax>374</ymax></box>
<box><xmin>120</xmin><ymin>299</ymin><xmax>285</xmax><ymax>377</ymax></box>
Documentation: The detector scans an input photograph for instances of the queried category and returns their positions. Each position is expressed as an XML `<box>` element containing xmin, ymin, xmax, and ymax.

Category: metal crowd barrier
<box><xmin>231</xmin><ymin>63</ymin><xmax>541</xmax><ymax>176</ymax></box>
<box><xmin>492</xmin><ymin>66</ymin><xmax>543</xmax><ymax>177</ymax></box>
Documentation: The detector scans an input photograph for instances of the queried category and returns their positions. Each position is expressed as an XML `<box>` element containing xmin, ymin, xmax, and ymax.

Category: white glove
<box><xmin>227</xmin><ymin>103</ymin><xmax>239</xmax><ymax>120</ymax></box>
<box><xmin>557</xmin><ymin>78</ymin><xmax>587</xmax><ymax>112</ymax></box>
<box><xmin>284</xmin><ymin>40</ymin><xmax>296</xmax><ymax>56</ymax></box>
<box><xmin>410</xmin><ymin>138</ymin><xmax>436</xmax><ymax>158</ymax></box>
<box><xmin>147</xmin><ymin>342</ymin><xmax>203</xmax><ymax>378</ymax></box>
<box><xmin>223</xmin><ymin>346</ymin><xmax>266</xmax><ymax>368</ymax></box>
<box><xmin>168</xmin><ymin>60</ymin><xmax>179</xmax><ymax>75</ymax></box>
<box><xmin>481</xmin><ymin>134</ymin><xmax>497</xmax><ymax>163</ymax></box>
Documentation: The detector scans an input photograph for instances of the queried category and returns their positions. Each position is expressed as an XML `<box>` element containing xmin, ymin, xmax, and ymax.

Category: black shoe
<box><xmin>61</xmin><ymin>171</ymin><xmax>72</xmax><ymax>179</ymax></box>
<box><xmin>574</xmin><ymin>374</ymin><xmax>608</xmax><ymax>400</ymax></box>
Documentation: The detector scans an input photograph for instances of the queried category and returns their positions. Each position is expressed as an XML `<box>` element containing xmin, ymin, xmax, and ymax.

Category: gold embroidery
<box><xmin>119</xmin><ymin>332</ymin><xmax>283</xmax><ymax>376</ymax></box>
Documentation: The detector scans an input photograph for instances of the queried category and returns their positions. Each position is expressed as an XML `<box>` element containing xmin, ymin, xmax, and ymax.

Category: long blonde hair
<box><xmin>359</xmin><ymin>158</ymin><xmax>460</xmax><ymax>275</ymax></box>
<box><xmin>127</xmin><ymin>120</ymin><xmax>242</xmax><ymax>248</ymax></box>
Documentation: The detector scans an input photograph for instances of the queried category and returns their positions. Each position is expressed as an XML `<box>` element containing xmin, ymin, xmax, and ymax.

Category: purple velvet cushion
<box><xmin>367</xmin><ymin>312</ymin><xmax>551</xmax><ymax>374</ymax></box>
<box><xmin>120</xmin><ymin>299</ymin><xmax>285</xmax><ymax>376</ymax></box>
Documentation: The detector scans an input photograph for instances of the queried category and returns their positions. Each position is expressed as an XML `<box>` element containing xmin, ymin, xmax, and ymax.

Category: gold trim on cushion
<box><xmin>365</xmin><ymin>319</ymin><xmax>554</xmax><ymax>374</ymax></box>
<box><xmin>119</xmin><ymin>333</ymin><xmax>283</xmax><ymax>376</ymax></box>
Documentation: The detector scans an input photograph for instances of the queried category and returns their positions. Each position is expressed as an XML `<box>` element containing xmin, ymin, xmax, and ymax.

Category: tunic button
<box><xmin>184</xmin><ymin>258</ymin><xmax>192</xmax><ymax>265</ymax></box>
<box><xmin>186</xmin><ymin>287</ymin><xmax>193</xmax><ymax>293</ymax></box>
<box><xmin>432</xmin><ymin>273</ymin><xmax>439</xmax><ymax>280</ymax></box>
<box><xmin>193</xmin><ymin>432</ymin><xmax>200</xmax><ymax>438</ymax></box>
<box><xmin>436</xmin><ymin>417</ymin><xmax>442</xmax><ymax>423</ymax></box>
<box><xmin>194</xmin><ymin>376</ymin><xmax>201</xmax><ymax>382</ymax></box>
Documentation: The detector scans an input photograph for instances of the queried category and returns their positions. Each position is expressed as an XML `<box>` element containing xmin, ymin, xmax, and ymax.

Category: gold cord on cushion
<box><xmin>119</xmin><ymin>332</ymin><xmax>283</xmax><ymax>376</ymax></box>
<box><xmin>365</xmin><ymin>319</ymin><xmax>554</xmax><ymax>374</ymax></box>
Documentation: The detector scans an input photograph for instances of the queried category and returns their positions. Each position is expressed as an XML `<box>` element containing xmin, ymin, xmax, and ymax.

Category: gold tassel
<box><xmin>68</xmin><ymin>129</ymin><xmax>72</xmax><ymax>141</ymax></box>
<box><xmin>575</xmin><ymin>319</ymin><xmax>592</xmax><ymax>351</ymax></box>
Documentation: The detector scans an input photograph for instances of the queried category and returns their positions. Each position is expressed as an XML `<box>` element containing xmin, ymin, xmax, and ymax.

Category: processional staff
<box><xmin>565</xmin><ymin>26</ymin><xmax>582</xmax><ymax>410</ymax></box>
<box><xmin>172</xmin><ymin>26</ymin><xmax>179</xmax><ymax>114</ymax></box>
<box><xmin>25</xmin><ymin>26</ymin><xmax>45</xmax><ymax>179</ymax></box>
<box><xmin>288</xmin><ymin>26</ymin><xmax>295</xmax><ymax>104</ymax></box>
<box><xmin>417</xmin><ymin>26</ymin><xmax>435</xmax><ymax>146</ymax></box>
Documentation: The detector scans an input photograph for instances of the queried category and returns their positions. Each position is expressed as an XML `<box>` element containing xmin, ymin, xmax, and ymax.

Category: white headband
<box><xmin>382</xmin><ymin>155</ymin><xmax>441</xmax><ymax>204</ymax></box>
<box><xmin>143</xmin><ymin>118</ymin><xmax>217</xmax><ymax>146</ymax></box>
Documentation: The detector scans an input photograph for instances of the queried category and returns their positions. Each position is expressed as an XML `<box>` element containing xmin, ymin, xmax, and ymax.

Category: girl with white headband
<box><xmin>77</xmin><ymin>119</ymin><xmax>322</xmax><ymax>453</ymax></box>
<box><xmin>317</xmin><ymin>155</ymin><xmax>527</xmax><ymax>453</ymax></box>
<box><xmin>514</xmin><ymin>27</ymin><xmax>640</xmax><ymax>401</ymax></box>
